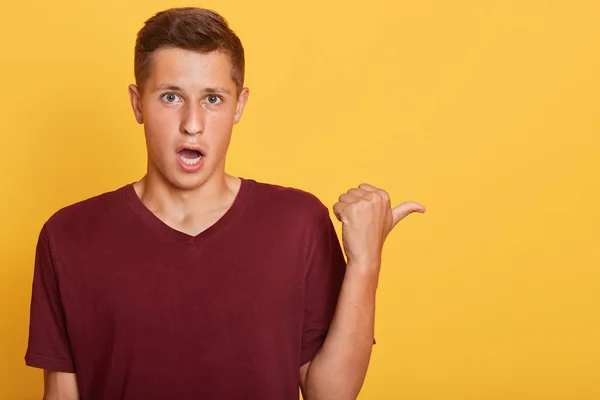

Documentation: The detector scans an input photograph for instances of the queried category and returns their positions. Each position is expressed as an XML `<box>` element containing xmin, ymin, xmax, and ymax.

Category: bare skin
<box><xmin>43</xmin><ymin>371</ymin><xmax>78</xmax><ymax>400</ymax></box>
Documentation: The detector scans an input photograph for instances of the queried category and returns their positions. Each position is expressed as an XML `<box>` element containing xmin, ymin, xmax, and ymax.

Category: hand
<box><xmin>333</xmin><ymin>183</ymin><xmax>425</xmax><ymax>270</ymax></box>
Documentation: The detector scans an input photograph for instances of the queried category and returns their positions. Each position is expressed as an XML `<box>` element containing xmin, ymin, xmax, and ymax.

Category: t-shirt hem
<box><xmin>300</xmin><ymin>343</ymin><xmax>324</xmax><ymax>367</ymax></box>
<box><xmin>25</xmin><ymin>352</ymin><xmax>75</xmax><ymax>373</ymax></box>
<box><xmin>300</xmin><ymin>336</ymin><xmax>376</xmax><ymax>366</ymax></box>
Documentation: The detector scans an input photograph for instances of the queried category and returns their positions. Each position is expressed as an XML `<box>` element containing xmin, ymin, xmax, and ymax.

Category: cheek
<box><xmin>144</xmin><ymin>103</ymin><xmax>177</xmax><ymax>129</ymax></box>
<box><xmin>205</xmin><ymin>111</ymin><xmax>235</xmax><ymax>145</ymax></box>
<box><xmin>142</xmin><ymin>112</ymin><xmax>179</xmax><ymax>163</ymax></box>
<box><xmin>143</xmin><ymin>106</ymin><xmax>178</xmax><ymax>142</ymax></box>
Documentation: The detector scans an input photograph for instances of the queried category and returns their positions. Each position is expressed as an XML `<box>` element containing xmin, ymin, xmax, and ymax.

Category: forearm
<box><xmin>43</xmin><ymin>371</ymin><xmax>80</xmax><ymax>400</ymax></box>
<box><xmin>304</xmin><ymin>261</ymin><xmax>378</xmax><ymax>400</ymax></box>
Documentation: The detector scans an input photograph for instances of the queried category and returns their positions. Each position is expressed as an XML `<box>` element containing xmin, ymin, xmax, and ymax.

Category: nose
<box><xmin>180</xmin><ymin>103</ymin><xmax>204</xmax><ymax>135</ymax></box>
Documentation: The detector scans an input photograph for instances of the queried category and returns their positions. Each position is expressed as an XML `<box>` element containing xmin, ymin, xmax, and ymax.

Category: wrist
<box><xmin>345</xmin><ymin>260</ymin><xmax>381</xmax><ymax>287</ymax></box>
<box><xmin>346</xmin><ymin>256</ymin><xmax>381</xmax><ymax>273</ymax></box>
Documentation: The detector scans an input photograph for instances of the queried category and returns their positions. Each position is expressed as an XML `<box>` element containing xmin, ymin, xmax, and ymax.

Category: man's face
<box><xmin>129</xmin><ymin>48</ymin><xmax>249</xmax><ymax>191</ymax></box>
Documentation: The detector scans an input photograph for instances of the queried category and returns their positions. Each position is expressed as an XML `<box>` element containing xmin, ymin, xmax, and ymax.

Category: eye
<box><xmin>161</xmin><ymin>93</ymin><xmax>181</xmax><ymax>103</ymax></box>
<box><xmin>206</xmin><ymin>95</ymin><xmax>222</xmax><ymax>105</ymax></box>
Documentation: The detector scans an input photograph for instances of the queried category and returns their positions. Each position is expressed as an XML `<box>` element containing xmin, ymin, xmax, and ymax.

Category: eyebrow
<box><xmin>154</xmin><ymin>84</ymin><xmax>231</xmax><ymax>95</ymax></box>
<box><xmin>155</xmin><ymin>84</ymin><xmax>183</xmax><ymax>91</ymax></box>
<box><xmin>203</xmin><ymin>86</ymin><xmax>231</xmax><ymax>95</ymax></box>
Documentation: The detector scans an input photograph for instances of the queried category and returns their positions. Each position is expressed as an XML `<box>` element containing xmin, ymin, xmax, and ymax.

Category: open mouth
<box><xmin>178</xmin><ymin>148</ymin><xmax>204</xmax><ymax>165</ymax></box>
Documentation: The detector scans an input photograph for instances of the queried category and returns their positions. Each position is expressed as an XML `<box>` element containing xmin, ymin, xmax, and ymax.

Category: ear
<box><xmin>233</xmin><ymin>87</ymin><xmax>250</xmax><ymax>125</ymax></box>
<box><xmin>128</xmin><ymin>84</ymin><xmax>144</xmax><ymax>124</ymax></box>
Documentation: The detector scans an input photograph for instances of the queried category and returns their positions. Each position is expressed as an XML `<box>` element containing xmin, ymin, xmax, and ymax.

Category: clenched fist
<box><xmin>333</xmin><ymin>183</ymin><xmax>425</xmax><ymax>271</ymax></box>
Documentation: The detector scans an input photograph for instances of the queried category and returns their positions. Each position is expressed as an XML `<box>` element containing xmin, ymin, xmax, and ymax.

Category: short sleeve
<box><xmin>25</xmin><ymin>224</ymin><xmax>76</xmax><ymax>372</ymax></box>
<box><xmin>300</xmin><ymin>207</ymin><xmax>347</xmax><ymax>366</ymax></box>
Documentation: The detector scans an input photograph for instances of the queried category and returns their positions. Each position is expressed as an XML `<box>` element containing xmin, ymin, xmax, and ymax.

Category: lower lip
<box><xmin>177</xmin><ymin>154</ymin><xmax>205</xmax><ymax>172</ymax></box>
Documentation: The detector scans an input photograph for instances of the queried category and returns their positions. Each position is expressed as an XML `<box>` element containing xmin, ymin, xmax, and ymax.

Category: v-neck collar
<box><xmin>123</xmin><ymin>178</ymin><xmax>253</xmax><ymax>246</ymax></box>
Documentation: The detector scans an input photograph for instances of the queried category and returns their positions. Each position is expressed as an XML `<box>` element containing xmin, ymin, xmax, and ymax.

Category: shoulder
<box><xmin>242</xmin><ymin>179</ymin><xmax>337</xmax><ymax>256</ymax></box>
<box><xmin>245</xmin><ymin>179</ymin><xmax>329</xmax><ymax>219</ymax></box>
<box><xmin>43</xmin><ymin>185</ymin><xmax>130</xmax><ymax>239</ymax></box>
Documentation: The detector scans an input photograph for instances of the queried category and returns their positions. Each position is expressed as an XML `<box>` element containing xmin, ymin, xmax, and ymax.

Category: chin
<box><xmin>168</xmin><ymin>166</ymin><xmax>221</xmax><ymax>191</ymax></box>
<box><xmin>169</xmin><ymin>175</ymin><xmax>210</xmax><ymax>191</ymax></box>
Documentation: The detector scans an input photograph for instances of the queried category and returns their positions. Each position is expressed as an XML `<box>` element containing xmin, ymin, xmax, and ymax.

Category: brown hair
<box><xmin>134</xmin><ymin>7</ymin><xmax>245</xmax><ymax>95</ymax></box>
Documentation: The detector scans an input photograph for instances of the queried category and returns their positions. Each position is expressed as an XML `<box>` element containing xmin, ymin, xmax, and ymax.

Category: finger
<box><xmin>346</xmin><ymin>188</ymin><xmax>369</xmax><ymax>198</ymax></box>
<box><xmin>358</xmin><ymin>183</ymin><xmax>390</xmax><ymax>202</ymax></box>
<box><xmin>391</xmin><ymin>201</ymin><xmax>426</xmax><ymax>228</ymax></box>
<box><xmin>332</xmin><ymin>202</ymin><xmax>348</xmax><ymax>222</ymax></box>
<box><xmin>338</xmin><ymin>192</ymin><xmax>362</xmax><ymax>204</ymax></box>
<box><xmin>358</xmin><ymin>183</ymin><xmax>381</xmax><ymax>192</ymax></box>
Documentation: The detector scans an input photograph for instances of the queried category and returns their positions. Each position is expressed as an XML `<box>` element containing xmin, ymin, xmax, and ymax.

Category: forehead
<box><xmin>146</xmin><ymin>48</ymin><xmax>234</xmax><ymax>89</ymax></box>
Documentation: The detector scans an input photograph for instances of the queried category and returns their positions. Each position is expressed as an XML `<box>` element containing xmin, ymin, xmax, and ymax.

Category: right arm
<box><xmin>43</xmin><ymin>371</ymin><xmax>79</xmax><ymax>400</ymax></box>
<box><xmin>25</xmin><ymin>225</ymin><xmax>79</xmax><ymax>399</ymax></box>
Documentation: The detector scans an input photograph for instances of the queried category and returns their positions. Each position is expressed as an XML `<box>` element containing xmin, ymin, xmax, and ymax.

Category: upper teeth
<box><xmin>180</xmin><ymin>154</ymin><xmax>202</xmax><ymax>165</ymax></box>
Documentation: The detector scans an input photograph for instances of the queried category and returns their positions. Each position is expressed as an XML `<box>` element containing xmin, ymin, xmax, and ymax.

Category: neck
<box><xmin>133</xmin><ymin>169</ymin><xmax>240</xmax><ymax>221</ymax></box>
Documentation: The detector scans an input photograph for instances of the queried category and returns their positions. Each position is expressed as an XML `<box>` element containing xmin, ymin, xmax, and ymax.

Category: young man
<box><xmin>25</xmin><ymin>7</ymin><xmax>424</xmax><ymax>400</ymax></box>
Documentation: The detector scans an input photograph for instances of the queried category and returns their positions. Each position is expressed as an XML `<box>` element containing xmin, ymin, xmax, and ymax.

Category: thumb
<box><xmin>391</xmin><ymin>201</ymin><xmax>426</xmax><ymax>228</ymax></box>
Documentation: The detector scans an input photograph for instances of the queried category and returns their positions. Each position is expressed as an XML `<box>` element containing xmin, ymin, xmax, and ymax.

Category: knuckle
<box><xmin>370</xmin><ymin>193</ymin><xmax>383</xmax><ymax>204</ymax></box>
<box><xmin>359</xmin><ymin>200</ymin><xmax>372</xmax><ymax>210</ymax></box>
<box><xmin>378</xmin><ymin>190</ymin><xmax>390</xmax><ymax>202</ymax></box>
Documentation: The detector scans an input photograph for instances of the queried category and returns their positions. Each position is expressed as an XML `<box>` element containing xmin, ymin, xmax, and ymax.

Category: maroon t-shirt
<box><xmin>25</xmin><ymin>178</ymin><xmax>346</xmax><ymax>399</ymax></box>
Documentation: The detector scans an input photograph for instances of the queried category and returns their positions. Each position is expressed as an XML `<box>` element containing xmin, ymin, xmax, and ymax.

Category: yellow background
<box><xmin>1</xmin><ymin>0</ymin><xmax>599</xmax><ymax>398</ymax></box>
